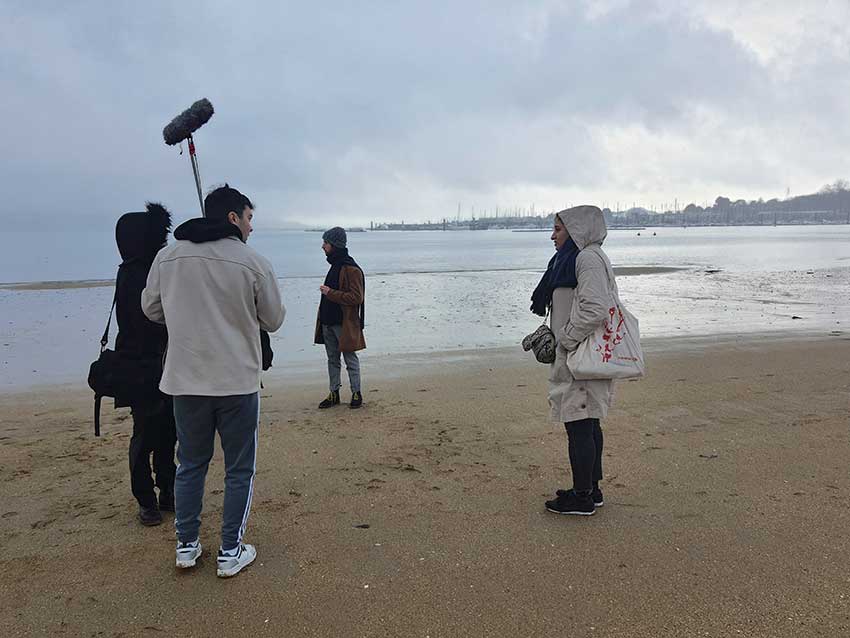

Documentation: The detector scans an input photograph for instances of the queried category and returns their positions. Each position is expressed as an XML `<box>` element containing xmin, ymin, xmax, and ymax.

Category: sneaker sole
<box><xmin>176</xmin><ymin>550</ymin><xmax>202</xmax><ymax>569</ymax></box>
<box><xmin>545</xmin><ymin>506</ymin><xmax>596</xmax><ymax>516</ymax></box>
<box><xmin>217</xmin><ymin>553</ymin><xmax>256</xmax><ymax>578</ymax></box>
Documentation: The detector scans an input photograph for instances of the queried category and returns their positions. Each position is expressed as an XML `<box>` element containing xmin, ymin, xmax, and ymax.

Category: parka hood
<box><xmin>556</xmin><ymin>205</ymin><xmax>607</xmax><ymax>250</ymax></box>
<box><xmin>115</xmin><ymin>203</ymin><xmax>172</xmax><ymax>263</ymax></box>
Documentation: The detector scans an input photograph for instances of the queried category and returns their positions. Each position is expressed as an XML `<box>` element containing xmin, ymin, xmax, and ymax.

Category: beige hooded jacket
<box><xmin>548</xmin><ymin>205</ymin><xmax>617</xmax><ymax>423</ymax></box>
<box><xmin>142</xmin><ymin>235</ymin><xmax>285</xmax><ymax>396</ymax></box>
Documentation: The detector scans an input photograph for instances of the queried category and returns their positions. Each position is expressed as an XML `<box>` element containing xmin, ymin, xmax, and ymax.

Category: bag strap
<box><xmin>100</xmin><ymin>287</ymin><xmax>118</xmax><ymax>352</ymax></box>
<box><xmin>94</xmin><ymin>395</ymin><xmax>102</xmax><ymax>437</ymax></box>
<box><xmin>92</xmin><ymin>284</ymin><xmax>118</xmax><ymax>436</ymax></box>
<box><xmin>583</xmin><ymin>245</ymin><xmax>622</xmax><ymax>306</ymax></box>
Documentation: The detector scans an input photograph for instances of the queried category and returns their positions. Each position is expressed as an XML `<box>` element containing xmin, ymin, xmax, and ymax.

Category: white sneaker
<box><xmin>175</xmin><ymin>539</ymin><xmax>202</xmax><ymax>569</ymax></box>
<box><xmin>216</xmin><ymin>543</ymin><xmax>257</xmax><ymax>578</ymax></box>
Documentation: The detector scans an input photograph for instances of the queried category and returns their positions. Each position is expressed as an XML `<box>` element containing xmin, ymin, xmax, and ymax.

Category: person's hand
<box><xmin>319</xmin><ymin>285</ymin><xmax>331</xmax><ymax>295</ymax></box>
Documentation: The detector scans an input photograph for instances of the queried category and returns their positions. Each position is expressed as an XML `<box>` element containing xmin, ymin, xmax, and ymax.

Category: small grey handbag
<box><xmin>522</xmin><ymin>311</ymin><xmax>556</xmax><ymax>364</ymax></box>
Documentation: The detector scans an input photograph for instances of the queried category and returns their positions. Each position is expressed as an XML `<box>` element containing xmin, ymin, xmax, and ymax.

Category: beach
<box><xmin>2</xmin><ymin>335</ymin><xmax>849</xmax><ymax>637</ymax></box>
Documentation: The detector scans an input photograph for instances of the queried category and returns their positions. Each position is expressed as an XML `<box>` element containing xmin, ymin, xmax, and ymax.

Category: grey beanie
<box><xmin>322</xmin><ymin>226</ymin><xmax>347</xmax><ymax>248</ymax></box>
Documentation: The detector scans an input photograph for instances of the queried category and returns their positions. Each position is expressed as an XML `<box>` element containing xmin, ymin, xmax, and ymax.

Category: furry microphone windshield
<box><xmin>162</xmin><ymin>98</ymin><xmax>214</xmax><ymax>146</ymax></box>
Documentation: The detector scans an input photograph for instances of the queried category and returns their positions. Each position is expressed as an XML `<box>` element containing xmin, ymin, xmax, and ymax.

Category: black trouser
<box><xmin>129</xmin><ymin>396</ymin><xmax>177</xmax><ymax>509</ymax></box>
<box><xmin>564</xmin><ymin>418</ymin><xmax>604</xmax><ymax>493</ymax></box>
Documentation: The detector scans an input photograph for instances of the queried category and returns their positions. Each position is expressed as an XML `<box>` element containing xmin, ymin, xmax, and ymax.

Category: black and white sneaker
<box><xmin>545</xmin><ymin>491</ymin><xmax>596</xmax><ymax>516</ymax></box>
<box><xmin>217</xmin><ymin>543</ymin><xmax>257</xmax><ymax>578</ymax></box>
<box><xmin>176</xmin><ymin>539</ymin><xmax>202</xmax><ymax>569</ymax></box>
<box><xmin>556</xmin><ymin>487</ymin><xmax>604</xmax><ymax>507</ymax></box>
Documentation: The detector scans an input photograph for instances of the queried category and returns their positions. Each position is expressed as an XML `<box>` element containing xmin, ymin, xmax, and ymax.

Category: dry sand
<box><xmin>1</xmin><ymin>338</ymin><xmax>849</xmax><ymax>637</ymax></box>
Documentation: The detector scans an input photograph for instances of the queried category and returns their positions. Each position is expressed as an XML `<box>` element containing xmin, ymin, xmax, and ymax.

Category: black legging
<box><xmin>129</xmin><ymin>397</ymin><xmax>177</xmax><ymax>508</ymax></box>
<box><xmin>564</xmin><ymin>418</ymin><xmax>603</xmax><ymax>493</ymax></box>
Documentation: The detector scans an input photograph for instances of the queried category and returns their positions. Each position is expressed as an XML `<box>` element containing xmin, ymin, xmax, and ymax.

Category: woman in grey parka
<box><xmin>530</xmin><ymin>205</ymin><xmax>616</xmax><ymax>515</ymax></box>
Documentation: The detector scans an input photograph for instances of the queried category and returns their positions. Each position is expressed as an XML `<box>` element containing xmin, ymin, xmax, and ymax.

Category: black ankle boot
<box><xmin>349</xmin><ymin>391</ymin><xmax>363</xmax><ymax>409</ymax></box>
<box><xmin>318</xmin><ymin>390</ymin><xmax>340</xmax><ymax>409</ymax></box>
<box><xmin>139</xmin><ymin>504</ymin><xmax>163</xmax><ymax>526</ymax></box>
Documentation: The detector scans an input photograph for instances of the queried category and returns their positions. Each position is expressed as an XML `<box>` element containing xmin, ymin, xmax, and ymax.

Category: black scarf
<box><xmin>529</xmin><ymin>238</ymin><xmax>580</xmax><ymax>316</ymax></box>
<box><xmin>320</xmin><ymin>247</ymin><xmax>365</xmax><ymax>327</ymax></box>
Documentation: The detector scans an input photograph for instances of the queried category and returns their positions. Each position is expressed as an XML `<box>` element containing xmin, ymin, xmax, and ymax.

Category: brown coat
<box><xmin>314</xmin><ymin>265</ymin><xmax>366</xmax><ymax>352</ymax></box>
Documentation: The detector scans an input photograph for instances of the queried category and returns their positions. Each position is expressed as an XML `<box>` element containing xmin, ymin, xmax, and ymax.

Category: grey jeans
<box><xmin>173</xmin><ymin>393</ymin><xmax>259</xmax><ymax>551</ymax></box>
<box><xmin>322</xmin><ymin>323</ymin><xmax>361</xmax><ymax>393</ymax></box>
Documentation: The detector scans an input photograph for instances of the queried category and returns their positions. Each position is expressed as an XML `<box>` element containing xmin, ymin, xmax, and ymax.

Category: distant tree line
<box><xmin>604</xmin><ymin>180</ymin><xmax>850</xmax><ymax>226</ymax></box>
<box><xmin>371</xmin><ymin>180</ymin><xmax>850</xmax><ymax>230</ymax></box>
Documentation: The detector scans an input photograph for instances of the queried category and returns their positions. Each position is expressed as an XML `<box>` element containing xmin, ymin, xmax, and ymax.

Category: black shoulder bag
<box><xmin>87</xmin><ymin>290</ymin><xmax>162</xmax><ymax>436</ymax></box>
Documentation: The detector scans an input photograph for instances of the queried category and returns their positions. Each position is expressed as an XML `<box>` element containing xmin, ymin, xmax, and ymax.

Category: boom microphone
<box><xmin>163</xmin><ymin>98</ymin><xmax>214</xmax><ymax>145</ymax></box>
<box><xmin>163</xmin><ymin>98</ymin><xmax>215</xmax><ymax>216</ymax></box>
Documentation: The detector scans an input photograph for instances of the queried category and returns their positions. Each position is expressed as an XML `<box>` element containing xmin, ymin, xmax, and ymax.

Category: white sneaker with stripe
<box><xmin>176</xmin><ymin>539</ymin><xmax>202</xmax><ymax>569</ymax></box>
<box><xmin>216</xmin><ymin>543</ymin><xmax>257</xmax><ymax>578</ymax></box>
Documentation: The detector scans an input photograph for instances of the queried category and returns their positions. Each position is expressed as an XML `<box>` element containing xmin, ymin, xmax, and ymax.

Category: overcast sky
<box><xmin>2</xmin><ymin>1</ymin><xmax>849</xmax><ymax>227</ymax></box>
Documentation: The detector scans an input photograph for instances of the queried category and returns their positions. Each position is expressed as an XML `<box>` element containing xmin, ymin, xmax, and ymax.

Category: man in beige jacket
<box><xmin>142</xmin><ymin>184</ymin><xmax>285</xmax><ymax>577</ymax></box>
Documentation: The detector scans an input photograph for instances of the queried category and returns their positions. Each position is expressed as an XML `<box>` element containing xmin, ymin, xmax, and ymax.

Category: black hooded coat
<box><xmin>113</xmin><ymin>203</ymin><xmax>172</xmax><ymax>407</ymax></box>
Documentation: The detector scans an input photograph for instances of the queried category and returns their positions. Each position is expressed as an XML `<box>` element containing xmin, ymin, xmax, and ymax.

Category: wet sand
<box><xmin>0</xmin><ymin>266</ymin><xmax>684</xmax><ymax>291</ymax></box>
<box><xmin>0</xmin><ymin>279</ymin><xmax>115</xmax><ymax>291</ymax></box>
<box><xmin>1</xmin><ymin>338</ymin><xmax>849</xmax><ymax>637</ymax></box>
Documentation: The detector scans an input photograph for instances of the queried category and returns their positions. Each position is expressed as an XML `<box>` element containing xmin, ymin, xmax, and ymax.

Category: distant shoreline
<box><xmin>366</xmin><ymin>222</ymin><xmax>850</xmax><ymax>231</ymax></box>
<box><xmin>0</xmin><ymin>266</ymin><xmax>686</xmax><ymax>291</ymax></box>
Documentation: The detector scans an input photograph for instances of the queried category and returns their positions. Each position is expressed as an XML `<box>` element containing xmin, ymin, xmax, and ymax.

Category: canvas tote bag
<box><xmin>566</xmin><ymin>246</ymin><xmax>645</xmax><ymax>380</ymax></box>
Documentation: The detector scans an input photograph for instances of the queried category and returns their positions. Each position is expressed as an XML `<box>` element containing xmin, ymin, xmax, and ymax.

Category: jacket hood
<box><xmin>115</xmin><ymin>203</ymin><xmax>172</xmax><ymax>262</ymax></box>
<box><xmin>173</xmin><ymin>217</ymin><xmax>243</xmax><ymax>243</ymax></box>
<box><xmin>556</xmin><ymin>205</ymin><xmax>607</xmax><ymax>250</ymax></box>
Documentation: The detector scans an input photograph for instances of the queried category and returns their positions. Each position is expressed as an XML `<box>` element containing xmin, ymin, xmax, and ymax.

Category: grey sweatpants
<box><xmin>322</xmin><ymin>323</ymin><xmax>361</xmax><ymax>393</ymax></box>
<box><xmin>173</xmin><ymin>393</ymin><xmax>259</xmax><ymax>551</ymax></box>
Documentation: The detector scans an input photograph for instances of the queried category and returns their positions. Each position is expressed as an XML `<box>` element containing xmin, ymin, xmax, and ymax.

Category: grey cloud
<box><xmin>1</xmin><ymin>1</ymin><xmax>848</xmax><ymax>225</ymax></box>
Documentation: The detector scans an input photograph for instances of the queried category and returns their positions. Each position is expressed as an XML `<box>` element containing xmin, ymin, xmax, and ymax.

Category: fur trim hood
<box><xmin>115</xmin><ymin>203</ymin><xmax>172</xmax><ymax>263</ymax></box>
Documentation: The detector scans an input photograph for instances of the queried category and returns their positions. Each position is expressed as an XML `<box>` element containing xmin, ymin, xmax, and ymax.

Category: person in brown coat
<box><xmin>314</xmin><ymin>226</ymin><xmax>366</xmax><ymax>408</ymax></box>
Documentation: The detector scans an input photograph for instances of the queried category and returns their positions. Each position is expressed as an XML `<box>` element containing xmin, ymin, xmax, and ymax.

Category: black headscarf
<box><xmin>529</xmin><ymin>237</ymin><xmax>580</xmax><ymax>316</ymax></box>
